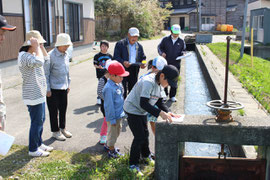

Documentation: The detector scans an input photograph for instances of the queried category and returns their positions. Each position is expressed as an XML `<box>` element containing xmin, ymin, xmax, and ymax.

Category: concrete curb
<box><xmin>195</xmin><ymin>44</ymin><xmax>270</xmax><ymax>159</ymax></box>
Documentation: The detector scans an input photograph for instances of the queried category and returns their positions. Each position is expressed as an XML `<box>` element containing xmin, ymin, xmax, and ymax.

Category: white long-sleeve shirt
<box><xmin>0</xmin><ymin>73</ymin><xmax>6</xmax><ymax>130</ymax></box>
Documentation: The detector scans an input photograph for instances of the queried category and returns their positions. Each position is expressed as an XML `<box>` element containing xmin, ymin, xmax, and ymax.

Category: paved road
<box><xmin>3</xmin><ymin>36</ymin><xmax>168</xmax><ymax>154</ymax></box>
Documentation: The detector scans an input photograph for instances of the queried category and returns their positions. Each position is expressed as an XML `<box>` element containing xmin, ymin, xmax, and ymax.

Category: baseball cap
<box><xmin>105</xmin><ymin>59</ymin><xmax>118</xmax><ymax>70</ymax></box>
<box><xmin>162</xmin><ymin>65</ymin><xmax>179</xmax><ymax>88</ymax></box>
<box><xmin>171</xmin><ymin>24</ymin><xmax>181</xmax><ymax>34</ymax></box>
<box><xmin>0</xmin><ymin>15</ymin><xmax>16</xmax><ymax>31</ymax></box>
<box><xmin>108</xmin><ymin>61</ymin><xmax>130</xmax><ymax>77</ymax></box>
<box><xmin>128</xmin><ymin>27</ymin><xmax>140</xmax><ymax>37</ymax></box>
<box><xmin>152</xmin><ymin>56</ymin><xmax>167</xmax><ymax>70</ymax></box>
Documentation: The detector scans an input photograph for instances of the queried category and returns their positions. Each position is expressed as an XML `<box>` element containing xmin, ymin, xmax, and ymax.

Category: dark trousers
<box><xmin>100</xmin><ymin>99</ymin><xmax>105</xmax><ymax>117</ymax></box>
<box><xmin>164</xmin><ymin>86</ymin><xmax>177</xmax><ymax>98</ymax></box>
<box><xmin>127</xmin><ymin>113</ymin><xmax>150</xmax><ymax>165</ymax></box>
<box><xmin>122</xmin><ymin>65</ymin><xmax>140</xmax><ymax>98</ymax></box>
<box><xmin>27</xmin><ymin>102</ymin><xmax>45</xmax><ymax>152</ymax></box>
<box><xmin>165</xmin><ymin>64</ymin><xmax>181</xmax><ymax>98</ymax></box>
<box><xmin>47</xmin><ymin>89</ymin><xmax>68</xmax><ymax>132</ymax></box>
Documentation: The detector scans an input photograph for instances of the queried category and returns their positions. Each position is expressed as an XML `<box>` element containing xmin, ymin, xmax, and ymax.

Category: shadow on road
<box><xmin>86</xmin><ymin>118</ymin><xmax>103</xmax><ymax>133</ymax></box>
<box><xmin>86</xmin><ymin>118</ymin><xmax>129</xmax><ymax>134</ymax></box>
<box><xmin>79</xmin><ymin>142</ymin><xmax>105</xmax><ymax>154</ymax></box>
<box><xmin>43</xmin><ymin>137</ymin><xmax>57</xmax><ymax>146</ymax></box>
<box><xmin>73</xmin><ymin>104</ymin><xmax>100</xmax><ymax>115</ymax></box>
<box><xmin>0</xmin><ymin>146</ymin><xmax>33</xmax><ymax>178</ymax></box>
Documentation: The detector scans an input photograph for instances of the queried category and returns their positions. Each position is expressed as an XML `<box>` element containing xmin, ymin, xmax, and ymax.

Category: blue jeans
<box><xmin>27</xmin><ymin>102</ymin><xmax>45</xmax><ymax>152</ymax></box>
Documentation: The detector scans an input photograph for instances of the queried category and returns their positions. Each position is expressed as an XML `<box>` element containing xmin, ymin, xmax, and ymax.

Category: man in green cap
<box><xmin>157</xmin><ymin>24</ymin><xmax>186</xmax><ymax>102</ymax></box>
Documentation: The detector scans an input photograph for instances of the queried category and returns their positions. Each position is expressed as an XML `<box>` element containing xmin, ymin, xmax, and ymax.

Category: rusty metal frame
<box><xmin>180</xmin><ymin>156</ymin><xmax>266</xmax><ymax>180</ymax></box>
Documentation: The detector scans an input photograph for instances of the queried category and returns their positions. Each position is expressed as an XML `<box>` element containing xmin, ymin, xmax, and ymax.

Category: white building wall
<box><xmin>171</xmin><ymin>15</ymin><xmax>189</xmax><ymax>28</ymax></box>
<box><xmin>2</xmin><ymin>0</ymin><xmax>23</xmax><ymax>14</ymax></box>
<box><xmin>247</xmin><ymin>0</ymin><xmax>270</xmax><ymax>26</ymax></box>
<box><xmin>261</xmin><ymin>0</ymin><xmax>270</xmax><ymax>7</ymax></box>
<box><xmin>64</xmin><ymin>0</ymin><xmax>94</xmax><ymax>19</ymax></box>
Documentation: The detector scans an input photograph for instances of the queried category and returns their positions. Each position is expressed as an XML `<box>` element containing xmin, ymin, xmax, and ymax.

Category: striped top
<box><xmin>18</xmin><ymin>51</ymin><xmax>49</xmax><ymax>105</ymax></box>
<box><xmin>97</xmin><ymin>76</ymin><xmax>107</xmax><ymax>100</ymax></box>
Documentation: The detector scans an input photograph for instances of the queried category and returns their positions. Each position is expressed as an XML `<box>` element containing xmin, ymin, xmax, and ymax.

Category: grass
<box><xmin>200</xmin><ymin>46</ymin><xmax>206</xmax><ymax>56</ymax></box>
<box><xmin>237</xmin><ymin>109</ymin><xmax>245</xmax><ymax>116</ymax></box>
<box><xmin>207</xmin><ymin>43</ymin><xmax>270</xmax><ymax>113</ymax></box>
<box><xmin>0</xmin><ymin>144</ymin><xmax>154</xmax><ymax>179</ymax></box>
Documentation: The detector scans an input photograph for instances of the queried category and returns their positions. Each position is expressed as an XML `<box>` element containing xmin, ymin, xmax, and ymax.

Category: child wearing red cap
<box><xmin>102</xmin><ymin>61</ymin><xmax>129</xmax><ymax>158</ymax></box>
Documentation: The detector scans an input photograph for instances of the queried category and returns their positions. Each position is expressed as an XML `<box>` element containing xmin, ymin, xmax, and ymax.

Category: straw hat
<box><xmin>22</xmin><ymin>30</ymin><xmax>46</xmax><ymax>46</ymax></box>
<box><xmin>55</xmin><ymin>33</ymin><xmax>72</xmax><ymax>47</ymax></box>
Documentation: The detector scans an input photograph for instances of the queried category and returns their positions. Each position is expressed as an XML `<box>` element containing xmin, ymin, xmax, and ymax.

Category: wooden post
<box><xmin>251</xmin><ymin>28</ymin><xmax>254</xmax><ymax>68</ymax></box>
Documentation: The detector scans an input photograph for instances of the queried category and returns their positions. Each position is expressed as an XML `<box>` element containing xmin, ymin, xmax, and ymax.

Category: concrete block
<box><xmin>195</xmin><ymin>34</ymin><xmax>213</xmax><ymax>44</ymax></box>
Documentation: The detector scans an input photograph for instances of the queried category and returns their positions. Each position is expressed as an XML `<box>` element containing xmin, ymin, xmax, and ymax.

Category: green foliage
<box><xmin>95</xmin><ymin>0</ymin><xmax>172</xmax><ymax>39</ymax></box>
<box><xmin>207</xmin><ymin>43</ymin><xmax>270</xmax><ymax>113</ymax></box>
<box><xmin>237</xmin><ymin>109</ymin><xmax>245</xmax><ymax>116</ymax></box>
<box><xmin>0</xmin><ymin>145</ymin><xmax>154</xmax><ymax>179</ymax></box>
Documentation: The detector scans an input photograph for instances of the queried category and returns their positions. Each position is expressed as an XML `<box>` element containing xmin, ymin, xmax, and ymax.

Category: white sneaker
<box><xmin>29</xmin><ymin>149</ymin><xmax>50</xmax><ymax>157</ymax></box>
<box><xmin>170</xmin><ymin>97</ymin><xmax>177</xmax><ymax>102</ymax></box>
<box><xmin>52</xmin><ymin>131</ymin><xmax>66</xmax><ymax>141</ymax></box>
<box><xmin>61</xmin><ymin>129</ymin><xmax>72</xmax><ymax>138</ymax></box>
<box><xmin>97</xmin><ymin>98</ymin><xmax>101</xmax><ymax>105</ymax></box>
<box><xmin>39</xmin><ymin>144</ymin><xmax>54</xmax><ymax>152</ymax></box>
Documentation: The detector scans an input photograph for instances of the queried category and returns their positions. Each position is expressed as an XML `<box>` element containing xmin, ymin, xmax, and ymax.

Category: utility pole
<box><xmin>196</xmin><ymin>0</ymin><xmax>199</xmax><ymax>32</ymax></box>
<box><xmin>199</xmin><ymin>0</ymin><xmax>201</xmax><ymax>32</ymax></box>
<box><xmin>196</xmin><ymin>0</ymin><xmax>202</xmax><ymax>32</ymax></box>
<box><xmin>239</xmin><ymin>0</ymin><xmax>249</xmax><ymax>60</ymax></box>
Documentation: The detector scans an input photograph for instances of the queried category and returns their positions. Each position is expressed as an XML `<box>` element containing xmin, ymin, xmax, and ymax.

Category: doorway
<box><xmin>180</xmin><ymin>17</ymin><xmax>185</xmax><ymax>30</ymax></box>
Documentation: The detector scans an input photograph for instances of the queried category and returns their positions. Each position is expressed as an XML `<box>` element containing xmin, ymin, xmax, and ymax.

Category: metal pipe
<box><xmin>57</xmin><ymin>0</ymin><xmax>61</xmax><ymax>33</ymax></box>
<box><xmin>198</xmin><ymin>0</ymin><xmax>201</xmax><ymax>32</ymax></box>
<box><xmin>251</xmin><ymin>28</ymin><xmax>254</xmax><ymax>68</ymax></box>
<box><xmin>224</xmin><ymin>36</ymin><xmax>232</xmax><ymax>105</ymax></box>
<box><xmin>240</xmin><ymin>0</ymin><xmax>249</xmax><ymax>59</ymax></box>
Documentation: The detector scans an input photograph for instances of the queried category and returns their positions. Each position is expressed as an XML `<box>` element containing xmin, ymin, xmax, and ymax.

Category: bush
<box><xmin>95</xmin><ymin>0</ymin><xmax>172</xmax><ymax>39</ymax></box>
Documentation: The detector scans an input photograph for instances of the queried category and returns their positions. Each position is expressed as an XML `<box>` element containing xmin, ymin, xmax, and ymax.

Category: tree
<box><xmin>95</xmin><ymin>0</ymin><xmax>172</xmax><ymax>39</ymax></box>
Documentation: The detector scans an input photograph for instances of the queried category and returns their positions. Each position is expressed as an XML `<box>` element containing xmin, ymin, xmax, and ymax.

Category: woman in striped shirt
<box><xmin>18</xmin><ymin>30</ymin><xmax>53</xmax><ymax>157</ymax></box>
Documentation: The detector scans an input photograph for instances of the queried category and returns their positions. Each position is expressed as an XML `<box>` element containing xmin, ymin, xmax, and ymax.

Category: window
<box><xmin>180</xmin><ymin>0</ymin><xmax>184</xmax><ymax>5</ymax></box>
<box><xmin>253</xmin><ymin>16</ymin><xmax>258</xmax><ymax>29</ymax></box>
<box><xmin>202</xmin><ymin>17</ymin><xmax>215</xmax><ymax>24</ymax></box>
<box><xmin>259</xmin><ymin>15</ymin><xmax>264</xmax><ymax>29</ymax></box>
<box><xmin>64</xmin><ymin>2</ymin><xmax>83</xmax><ymax>42</ymax></box>
<box><xmin>23</xmin><ymin>0</ymin><xmax>56</xmax><ymax>46</ymax></box>
<box><xmin>187</xmin><ymin>0</ymin><xmax>193</xmax><ymax>5</ymax></box>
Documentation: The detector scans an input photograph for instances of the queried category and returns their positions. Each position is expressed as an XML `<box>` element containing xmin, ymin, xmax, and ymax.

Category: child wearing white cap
<box><xmin>145</xmin><ymin>56</ymin><xmax>167</xmax><ymax>135</ymax></box>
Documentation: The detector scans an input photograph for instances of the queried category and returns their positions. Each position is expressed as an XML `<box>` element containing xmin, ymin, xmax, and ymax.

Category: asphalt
<box><xmin>2</xmin><ymin>32</ymin><xmax>269</xmax><ymax>156</ymax></box>
<box><xmin>2</xmin><ymin>34</ymin><xmax>167</xmax><ymax>154</ymax></box>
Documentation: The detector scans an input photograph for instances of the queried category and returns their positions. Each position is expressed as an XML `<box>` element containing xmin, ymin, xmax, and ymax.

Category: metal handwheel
<box><xmin>206</xmin><ymin>100</ymin><xmax>244</xmax><ymax>111</ymax></box>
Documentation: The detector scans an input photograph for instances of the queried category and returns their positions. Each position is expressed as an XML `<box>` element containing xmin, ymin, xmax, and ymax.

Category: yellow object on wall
<box><xmin>221</xmin><ymin>24</ymin><xmax>227</xmax><ymax>32</ymax></box>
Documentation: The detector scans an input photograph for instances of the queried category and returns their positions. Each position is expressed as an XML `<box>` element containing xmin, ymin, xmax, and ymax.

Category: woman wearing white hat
<box><xmin>45</xmin><ymin>33</ymin><xmax>73</xmax><ymax>141</ymax></box>
<box><xmin>18</xmin><ymin>30</ymin><xmax>53</xmax><ymax>157</ymax></box>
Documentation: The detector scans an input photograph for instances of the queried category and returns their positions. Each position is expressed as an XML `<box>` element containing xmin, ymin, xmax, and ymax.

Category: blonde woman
<box><xmin>18</xmin><ymin>30</ymin><xmax>53</xmax><ymax>157</ymax></box>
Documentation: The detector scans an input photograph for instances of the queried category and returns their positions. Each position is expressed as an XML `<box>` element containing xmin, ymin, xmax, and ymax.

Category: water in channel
<box><xmin>184</xmin><ymin>52</ymin><xmax>230</xmax><ymax>157</ymax></box>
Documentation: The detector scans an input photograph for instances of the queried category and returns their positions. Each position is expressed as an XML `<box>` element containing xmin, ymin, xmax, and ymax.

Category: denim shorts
<box><xmin>147</xmin><ymin>113</ymin><xmax>157</xmax><ymax>122</ymax></box>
